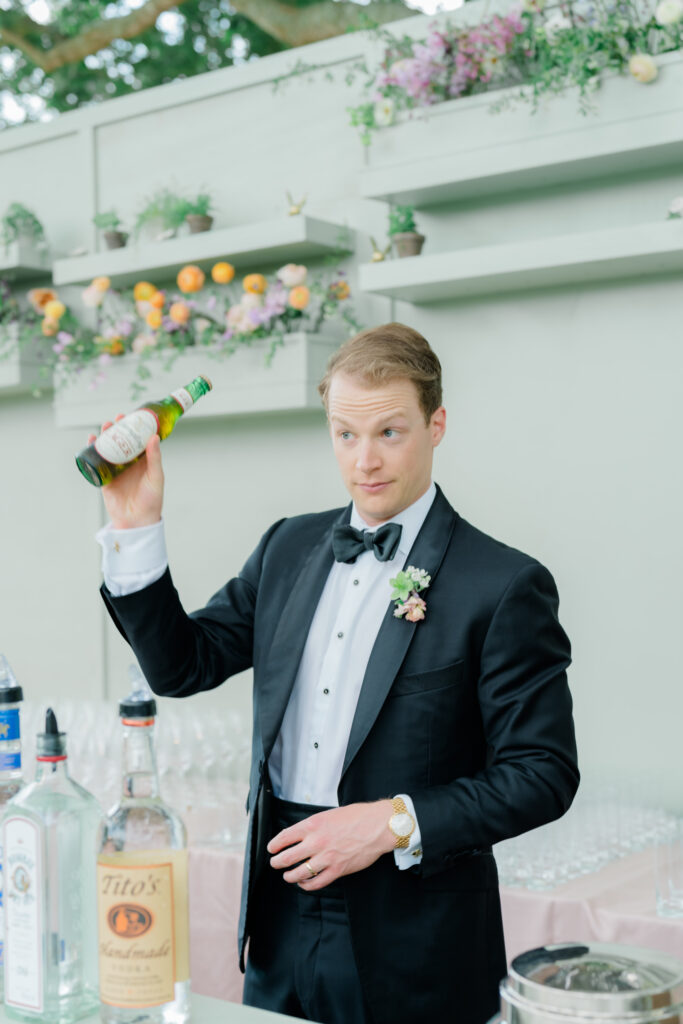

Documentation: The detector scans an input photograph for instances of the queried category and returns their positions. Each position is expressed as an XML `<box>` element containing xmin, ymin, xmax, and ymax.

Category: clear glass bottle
<box><xmin>0</xmin><ymin>655</ymin><xmax>25</xmax><ymax>999</ymax></box>
<box><xmin>74</xmin><ymin>374</ymin><xmax>212</xmax><ymax>487</ymax></box>
<box><xmin>2</xmin><ymin>709</ymin><xmax>101</xmax><ymax>1023</ymax></box>
<box><xmin>97</xmin><ymin>667</ymin><xmax>190</xmax><ymax>1024</ymax></box>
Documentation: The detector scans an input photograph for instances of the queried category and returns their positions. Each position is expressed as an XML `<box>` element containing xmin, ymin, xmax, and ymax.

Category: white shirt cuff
<box><xmin>96</xmin><ymin>519</ymin><xmax>168</xmax><ymax>597</ymax></box>
<box><xmin>392</xmin><ymin>793</ymin><xmax>423</xmax><ymax>871</ymax></box>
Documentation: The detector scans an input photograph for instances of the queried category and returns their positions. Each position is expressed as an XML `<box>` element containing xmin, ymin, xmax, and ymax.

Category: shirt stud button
<box><xmin>314</xmin><ymin>742</ymin><xmax>319</xmax><ymax>749</ymax></box>
<box><xmin>323</xmin><ymin>688</ymin><xmax>329</xmax><ymax>695</ymax></box>
<box><xmin>353</xmin><ymin>579</ymin><xmax>359</xmax><ymax>586</ymax></box>
<box><xmin>337</xmin><ymin>631</ymin><xmax>344</xmax><ymax>639</ymax></box>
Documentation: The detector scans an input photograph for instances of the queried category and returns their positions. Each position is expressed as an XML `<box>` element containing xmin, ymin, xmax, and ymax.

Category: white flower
<box><xmin>194</xmin><ymin>317</ymin><xmax>212</xmax><ymax>332</ymax></box>
<box><xmin>481</xmin><ymin>50</ymin><xmax>505</xmax><ymax>77</ymax></box>
<box><xmin>276</xmin><ymin>263</ymin><xmax>307</xmax><ymax>288</ymax></box>
<box><xmin>241</xmin><ymin>291</ymin><xmax>263</xmax><ymax>310</ymax></box>
<box><xmin>668</xmin><ymin>196</ymin><xmax>683</xmax><ymax>218</ymax></box>
<box><xmin>628</xmin><ymin>54</ymin><xmax>658</xmax><ymax>83</ymax></box>
<box><xmin>81</xmin><ymin>285</ymin><xmax>104</xmax><ymax>308</ymax></box>
<box><xmin>545</xmin><ymin>12</ymin><xmax>573</xmax><ymax>40</ymax></box>
<box><xmin>132</xmin><ymin>333</ymin><xmax>157</xmax><ymax>354</ymax></box>
<box><xmin>656</xmin><ymin>0</ymin><xmax>683</xmax><ymax>24</ymax></box>
<box><xmin>136</xmin><ymin>299</ymin><xmax>153</xmax><ymax>317</ymax></box>
<box><xmin>373</xmin><ymin>97</ymin><xmax>396</xmax><ymax>127</ymax></box>
<box><xmin>226</xmin><ymin>304</ymin><xmax>246</xmax><ymax>327</ymax></box>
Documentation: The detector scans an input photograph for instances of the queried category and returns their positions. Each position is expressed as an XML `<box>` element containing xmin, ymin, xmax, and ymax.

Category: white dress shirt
<box><xmin>97</xmin><ymin>482</ymin><xmax>436</xmax><ymax>870</ymax></box>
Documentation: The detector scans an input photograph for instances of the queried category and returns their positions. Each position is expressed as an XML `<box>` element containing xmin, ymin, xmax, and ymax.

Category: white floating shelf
<box><xmin>0</xmin><ymin>239</ymin><xmax>51</xmax><ymax>283</ymax></box>
<box><xmin>53</xmin><ymin>332</ymin><xmax>339</xmax><ymax>428</ymax></box>
<box><xmin>359</xmin><ymin>222</ymin><xmax>683</xmax><ymax>303</ymax></box>
<box><xmin>0</xmin><ymin>325</ymin><xmax>52</xmax><ymax>395</ymax></box>
<box><xmin>361</xmin><ymin>54</ymin><xmax>683</xmax><ymax>207</ymax></box>
<box><xmin>52</xmin><ymin>216</ymin><xmax>354</xmax><ymax>289</ymax></box>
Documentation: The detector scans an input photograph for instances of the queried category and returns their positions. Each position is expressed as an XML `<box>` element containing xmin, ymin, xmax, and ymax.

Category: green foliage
<box><xmin>388</xmin><ymin>205</ymin><xmax>417</xmax><ymax>235</ymax></box>
<box><xmin>93</xmin><ymin>210</ymin><xmax>122</xmax><ymax>231</ymax></box>
<box><xmin>133</xmin><ymin>189</ymin><xmax>190</xmax><ymax>238</ymax></box>
<box><xmin>0</xmin><ymin>0</ymin><xmax>286</xmax><ymax>129</ymax></box>
<box><xmin>0</xmin><ymin>203</ymin><xmax>46</xmax><ymax>248</ymax></box>
<box><xmin>181</xmin><ymin>193</ymin><xmax>214</xmax><ymax>218</ymax></box>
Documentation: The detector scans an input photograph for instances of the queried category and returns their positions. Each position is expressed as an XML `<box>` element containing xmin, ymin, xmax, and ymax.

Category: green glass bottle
<box><xmin>75</xmin><ymin>374</ymin><xmax>212</xmax><ymax>487</ymax></box>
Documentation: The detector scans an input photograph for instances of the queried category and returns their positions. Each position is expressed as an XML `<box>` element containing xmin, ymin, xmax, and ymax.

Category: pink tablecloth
<box><xmin>189</xmin><ymin>845</ymin><xmax>683</xmax><ymax>1002</ymax></box>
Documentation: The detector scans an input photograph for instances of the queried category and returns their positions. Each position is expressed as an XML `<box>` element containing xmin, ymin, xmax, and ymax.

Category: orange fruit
<box><xmin>146</xmin><ymin>310</ymin><xmax>163</xmax><ymax>330</ymax></box>
<box><xmin>149</xmin><ymin>291</ymin><xmax>165</xmax><ymax>309</ymax></box>
<box><xmin>133</xmin><ymin>281</ymin><xmax>156</xmax><ymax>301</ymax></box>
<box><xmin>177</xmin><ymin>265</ymin><xmax>205</xmax><ymax>294</ymax></box>
<box><xmin>169</xmin><ymin>302</ymin><xmax>190</xmax><ymax>324</ymax></box>
<box><xmin>92</xmin><ymin>276</ymin><xmax>111</xmax><ymax>292</ymax></box>
<box><xmin>212</xmin><ymin>262</ymin><xmax>235</xmax><ymax>284</ymax></box>
<box><xmin>243</xmin><ymin>273</ymin><xmax>267</xmax><ymax>295</ymax></box>
<box><xmin>288</xmin><ymin>285</ymin><xmax>310</xmax><ymax>311</ymax></box>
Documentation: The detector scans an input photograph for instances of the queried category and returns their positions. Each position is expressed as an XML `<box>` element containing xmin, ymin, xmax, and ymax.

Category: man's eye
<box><xmin>340</xmin><ymin>431</ymin><xmax>352</xmax><ymax>441</ymax></box>
<box><xmin>383</xmin><ymin>429</ymin><xmax>397</xmax><ymax>438</ymax></box>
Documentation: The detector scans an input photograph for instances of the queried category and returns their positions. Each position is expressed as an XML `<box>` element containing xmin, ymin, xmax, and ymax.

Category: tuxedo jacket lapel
<box><xmin>339</xmin><ymin>487</ymin><xmax>458</xmax><ymax>785</ymax></box>
<box><xmin>259</xmin><ymin>504</ymin><xmax>351</xmax><ymax>759</ymax></box>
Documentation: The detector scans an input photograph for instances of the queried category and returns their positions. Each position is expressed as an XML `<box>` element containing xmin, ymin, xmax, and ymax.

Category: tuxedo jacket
<box><xmin>101</xmin><ymin>484</ymin><xmax>579</xmax><ymax>1024</ymax></box>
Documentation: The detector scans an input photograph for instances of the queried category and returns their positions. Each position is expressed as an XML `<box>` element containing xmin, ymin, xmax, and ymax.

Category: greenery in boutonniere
<box><xmin>390</xmin><ymin>566</ymin><xmax>431</xmax><ymax>623</ymax></box>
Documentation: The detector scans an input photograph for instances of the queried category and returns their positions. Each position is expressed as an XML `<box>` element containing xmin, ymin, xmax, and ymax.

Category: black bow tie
<box><xmin>332</xmin><ymin>522</ymin><xmax>402</xmax><ymax>564</ymax></box>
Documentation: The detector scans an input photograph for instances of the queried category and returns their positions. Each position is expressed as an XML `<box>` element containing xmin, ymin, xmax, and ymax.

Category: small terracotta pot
<box><xmin>186</xmin><ymin>214</ymin><xmax>213</xmax><ymax>234</ymax></box>
<box><xmin>391</xmin><ymin>232</ymin><xmax>426</xmax><ymax>258</ymax></box>
<box><xmin>103</xmin><ymin>230</ymin><xmax>128</xmax><ymax>249</ymax></box>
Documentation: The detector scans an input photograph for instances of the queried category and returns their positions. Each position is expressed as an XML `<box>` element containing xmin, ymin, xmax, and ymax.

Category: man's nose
<box><xmin>355</xmin><ymin>440</ymin><xmax>382</xmax><ymax>473</ymax></box>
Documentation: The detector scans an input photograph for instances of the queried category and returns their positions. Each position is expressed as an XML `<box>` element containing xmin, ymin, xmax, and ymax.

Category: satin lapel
<box><xmin>259</xmin><ymin>505</ymin><xmax>351</xmax><ymax>760</ymax></box>
<box><xmin>339</xmin><ymin>487</ymin><xmax>458</xmax><ymax>783</ymax></box>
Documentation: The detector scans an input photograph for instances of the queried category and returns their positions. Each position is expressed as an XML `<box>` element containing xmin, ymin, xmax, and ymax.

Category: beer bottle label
<box><xmin>94</xmin><ymin>410</ymin><xmax>158</xmax><ymax>465</ymax></box>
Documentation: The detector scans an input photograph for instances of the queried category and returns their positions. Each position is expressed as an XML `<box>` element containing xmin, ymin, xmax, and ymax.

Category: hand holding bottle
<box><xmin>87</xmin><ymin>416</ymin><xmax>165</xmax><ymax>529</ymax></box>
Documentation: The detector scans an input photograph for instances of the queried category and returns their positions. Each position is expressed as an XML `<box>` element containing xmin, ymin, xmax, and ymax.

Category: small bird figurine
<box><xmin>370</xmin><ymin>236</ymin><xmax>391</xmax><ymax>262</ymax></box>
<box><xmin>286</xmin><ymin>191</ymin><xmax>307</xmax><ymax>216</ymax></box>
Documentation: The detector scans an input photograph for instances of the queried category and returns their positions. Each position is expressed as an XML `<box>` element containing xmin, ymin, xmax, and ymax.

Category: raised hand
<box><xmin>88</xmin><ymin>415</ymin><xmax>165</xmax><ymax>530</ymax></box>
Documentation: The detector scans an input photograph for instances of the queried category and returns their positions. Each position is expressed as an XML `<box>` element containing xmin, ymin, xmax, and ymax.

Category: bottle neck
<box><xmin>121</xmin><ymin>721</ymin><xmax>160</xmax><ymax>800</ymax></box>
<box><xmin>35</xmin><ymin>754</ymin><xmax>69</xmax><ymax>783</ymax></box>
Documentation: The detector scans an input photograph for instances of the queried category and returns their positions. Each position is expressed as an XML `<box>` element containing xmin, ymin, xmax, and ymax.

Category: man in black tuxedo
<box><xmin>95</xmin><ymin>322</ymin><xmax>579</xmax><ymax>1024</ymax></box>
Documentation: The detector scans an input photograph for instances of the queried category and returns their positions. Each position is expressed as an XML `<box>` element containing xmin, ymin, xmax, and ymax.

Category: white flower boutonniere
<box><xmin>390</xmin><ymin>565</ymin><xmax>431</xmax><ymax>623</ymax></box>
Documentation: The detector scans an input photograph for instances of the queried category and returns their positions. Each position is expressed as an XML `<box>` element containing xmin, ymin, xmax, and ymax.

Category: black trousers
<box><xmin>243</xmin><ymin>796</ymin><xmax>374</xmax><ymax>1024</ymax></box>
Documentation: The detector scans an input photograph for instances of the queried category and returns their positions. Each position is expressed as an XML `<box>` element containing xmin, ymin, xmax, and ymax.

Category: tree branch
<box><xmin>0</xmin><ymin>0</ymin><xmax>194</xmax><ymax>72</ymax></box>
<box><xmin>229</xmin><ymin>0</ymin><xmax>416</xmax><ymax>46</ymax></box>
<box><xmin>0</xmin><ymin>0</ymin><xmax>415</xmax><ymax>74</ymax></box>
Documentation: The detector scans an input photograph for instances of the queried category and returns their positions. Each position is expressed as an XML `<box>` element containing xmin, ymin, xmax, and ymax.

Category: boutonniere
<box><xmin>390</xmin><ymin>566</ymin><xmax>431</xmax><ymax>623</ymax></box>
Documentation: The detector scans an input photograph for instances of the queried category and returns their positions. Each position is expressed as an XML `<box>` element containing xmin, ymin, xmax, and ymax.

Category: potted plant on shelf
<box><xmin>388</xmin><ymin>205</ymin><xmax>425</xmax><ymax>258</ymax></box>
<box><xmin>182</xmin><ymin>193</ymin><xmax>214</xmax><ymax>234</ymax></box>
<box><xmin>93</xmin><ymin>211</ymin><xmax>129</xmax><ymax>250</ymax></box>
<box><xmin>133</xmin><ymin>189</ymin><xmax>190</xmax><ymax>242</ymax></box>
<box><xmin>1</xmin><ymin>203</ymin><xmax>48</xmax><ymax>256</ymax></box>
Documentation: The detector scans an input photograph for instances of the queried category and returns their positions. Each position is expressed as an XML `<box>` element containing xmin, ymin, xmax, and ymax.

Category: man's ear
<box><xmin>431</xmin><ymin>406</ymin><xmax>446</xmax><ymax>447</ymax></box>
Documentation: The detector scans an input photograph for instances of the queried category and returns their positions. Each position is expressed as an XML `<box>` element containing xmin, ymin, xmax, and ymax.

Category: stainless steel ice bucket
<box><xmin>488</xmin><ymin>942</ymin><xmax>683</xmax><ymax>1024</ymax></box>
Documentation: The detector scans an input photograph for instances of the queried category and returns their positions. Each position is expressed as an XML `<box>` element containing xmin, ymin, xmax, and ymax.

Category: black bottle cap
<box><xmin>0</xmin><ymin>655</ymin><xmax>23</xmax><ymax>704</ymax></box>
<box><xmin>36</xmin><ymin>707</ymin><xmax>67</xmax><ymax>757</ymax></box>
<box><xmin>119</xmin><ymin>664</ymin><xmax>157</xmax><ymax>720</ymax></box>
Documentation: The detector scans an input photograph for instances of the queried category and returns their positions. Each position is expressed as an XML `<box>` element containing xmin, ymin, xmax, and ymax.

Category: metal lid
<box><xmin>501</xmin><ymin>943</ymin><xmax>683</xmax><ymax>1021</ymax></box>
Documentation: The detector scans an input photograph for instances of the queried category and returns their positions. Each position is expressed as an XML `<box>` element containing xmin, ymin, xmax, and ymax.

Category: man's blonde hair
<box><xmin>318</xmin><ymin>323</ymin><xmax>442</xmax><ymax>425</ymax></box>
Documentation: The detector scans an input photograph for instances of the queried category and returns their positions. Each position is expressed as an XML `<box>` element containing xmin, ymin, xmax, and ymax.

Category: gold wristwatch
<box><xmin>388</xmin><ymin>796</ymin><xmax>416</xmax><ymax>849</ymax></box>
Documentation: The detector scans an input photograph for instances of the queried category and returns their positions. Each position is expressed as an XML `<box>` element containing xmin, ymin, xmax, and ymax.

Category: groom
<box><xmin>96</xmin><ymin>322</ymin><xmax>579</xmax><ymax>1024</ymax></box>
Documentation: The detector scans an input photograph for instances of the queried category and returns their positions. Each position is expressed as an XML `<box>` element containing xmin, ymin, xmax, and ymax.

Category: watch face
<box><xmin>391</xmin><ymin>812</ymin><xmax>414</xmax><ymax>838</ymax></box>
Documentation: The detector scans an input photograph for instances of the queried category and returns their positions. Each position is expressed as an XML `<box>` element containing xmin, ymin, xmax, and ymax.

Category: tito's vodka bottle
<box><xmin>75</xmin><ymin>374</ymin><xmax>212</xmax><ymax>487</ymax></box>
<box><xmin>97</xmin><ymin>667</ymin><xmax>189</xmax><ymax>1024</ymax></box>
<box><xmin>0</xmin><ymin>655</ymin><xmax>25</xmax><ymax>998</ymax></box>
<box><xmin>3</xmin><ymin>709</ymin><xmax>101</xmax><ymax>1023</ymax></box>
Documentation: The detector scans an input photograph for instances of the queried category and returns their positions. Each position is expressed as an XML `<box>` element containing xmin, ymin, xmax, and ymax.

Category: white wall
<box><xmin>1</xmin><ymin>5</ymin><xmax>681</xmax><ymax>810</ymax></box>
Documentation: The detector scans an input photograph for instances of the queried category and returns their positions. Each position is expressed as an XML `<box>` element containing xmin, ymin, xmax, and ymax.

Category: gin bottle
<box><xmin>2</xmin><ymin>709</ymin><xmax>101</xmax><ymax>1023</ymax></box>
<box><xmin>75</xmin><ymin>374</ymin><xmax>212</xmax><ymax>487</ymax></box>
<box><xmin>97</xmin><ymin>667</ymin><xmax>190</xmax><ymax>1024</ymax></box>
<box><xmin>0</xmin><ymin>655</ymin><xmax>25</xmax><ymax>998</ymax></box>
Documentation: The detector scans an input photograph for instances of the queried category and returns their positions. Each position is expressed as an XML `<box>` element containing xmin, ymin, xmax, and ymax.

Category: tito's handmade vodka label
<box><xmin>97</xmin><ymin>851</ymin><xmax>188</xmax><ymax>1008</ymax></box>
<box><xmin>4</xmin><ymin>817</ymin><xmax>43</xmax><ymax>1012</ymax></box>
